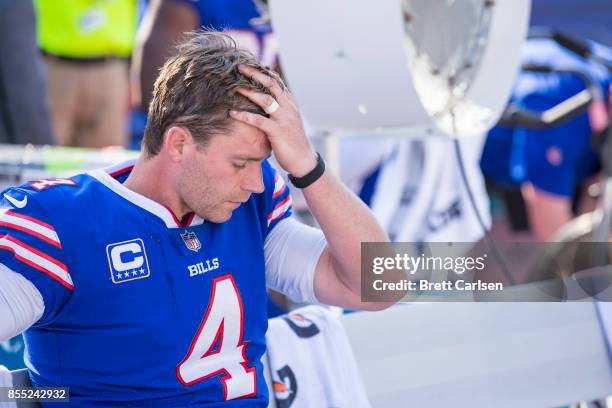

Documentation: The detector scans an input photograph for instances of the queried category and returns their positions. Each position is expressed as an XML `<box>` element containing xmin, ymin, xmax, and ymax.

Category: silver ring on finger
<box><xmin>264</xmin><ymin>99</ymin><xmax>280</xmax><ymax>115</ymax></box>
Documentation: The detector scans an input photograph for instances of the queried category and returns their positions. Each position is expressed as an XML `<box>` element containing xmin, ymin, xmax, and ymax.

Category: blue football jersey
<box><xmin>0</xmin><ymin>159</ymin><xmax>293</xmax><ymax>406</ymax></box>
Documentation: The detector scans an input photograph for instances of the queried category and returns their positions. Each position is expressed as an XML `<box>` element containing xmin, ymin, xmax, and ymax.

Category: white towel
<box><xmin>370</xmin><ymin>134</ymin><xmax>490</xmax><ymax>243</ymax></box>
<box><xmin>266</xmin><ymin>306</ymin><xmax>371</xmax><ymax>408</ymax></box>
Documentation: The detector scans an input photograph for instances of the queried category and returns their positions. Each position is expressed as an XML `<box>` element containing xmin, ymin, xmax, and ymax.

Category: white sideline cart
<box><xmin>340</xmin><ymin>303</ymin><xmax>612</xmax><ymax>407</ymax></box>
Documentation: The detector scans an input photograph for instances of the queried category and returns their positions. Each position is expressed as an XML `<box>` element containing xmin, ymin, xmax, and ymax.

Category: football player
<box><xmin>0</xmin><ymin>31</ymin><xmax>392</xmax><ymax>406</ymax></box>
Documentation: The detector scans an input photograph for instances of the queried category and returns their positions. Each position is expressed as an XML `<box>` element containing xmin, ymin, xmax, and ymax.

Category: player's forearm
<box><xmin>228</xmin><ymin>64</ymin><xmax>389</xmax><ymax>303</ymax></box>
<box><xmin>302</xmin><ymin>170</ymin><xmax>389</xmax><ymax>296</ymax></box>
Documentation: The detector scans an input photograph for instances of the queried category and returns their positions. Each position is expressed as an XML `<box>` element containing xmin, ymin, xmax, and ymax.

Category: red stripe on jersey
<box><xmin>0</xmin><ymin>235</ymin><xmax>72</xmax><ymax>290</ymax></box>
<box><xmin>272</xmin><ymin>184</ymin><xmax>286</xmax><ymax>199</ymax></box>
<box><xmin>267</xmin><ymin>196</ymin><xmax>292</xmax><ymax>223</ymax></box>
<box><xmin>185</xmin><ymin>213</ymin><xmax>196</xmax><ymax>227</ymax></box>
<box><xmin>160</xmin><ymin>205</ymin><xmax>182</xmax><ymax>227</ymax></box>
<box><xmin>0</xmin><ymin>221</ymin><xmax>62</xmax><ymax>249</ymax></box>
<box><xmin>270</xmin><ymin>196</ymin><xmax>292</xmax><ymax>214</ymax></box>
<box><xmin>5</xmin><ymin>210</ymin><xmax>55</xmax><ymax>231</ymax></box>
<box><xmin>4</xmin><ymin>235</ymin><xmax>68</xmax><ymax>271</ymax></box>
<box><xmin>109</xmin><ymin>165</ymin><xmax>135</xmax><ymax>178</ymax></box>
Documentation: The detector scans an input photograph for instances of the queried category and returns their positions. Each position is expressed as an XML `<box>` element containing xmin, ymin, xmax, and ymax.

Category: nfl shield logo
<box><xmin>180</xmin><ymin>231</ymin><xmax>201</xmax><ymax>252</ymax></box>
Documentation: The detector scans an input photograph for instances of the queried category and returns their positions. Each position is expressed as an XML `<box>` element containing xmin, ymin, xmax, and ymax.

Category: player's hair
<box><xmin>143</xmin><ymin>30</ymin><xmax>284</xmax><ymax>156</ymax></box>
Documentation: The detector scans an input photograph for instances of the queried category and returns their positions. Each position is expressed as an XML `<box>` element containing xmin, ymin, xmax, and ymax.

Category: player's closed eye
<box><xmin>232</xmin><ymin>161</ymin><xmax>247</xmax><ymax>169</ymax></box>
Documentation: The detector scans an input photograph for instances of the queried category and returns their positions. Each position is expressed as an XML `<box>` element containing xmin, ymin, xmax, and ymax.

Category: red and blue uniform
<box><xmin>0</xmin><ymin>159</ymin><xmax>292</xmax><ymax>406</ymax></box>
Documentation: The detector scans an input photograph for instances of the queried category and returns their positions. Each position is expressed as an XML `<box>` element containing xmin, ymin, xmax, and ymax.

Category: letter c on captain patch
<box><xmin>110</xmin><ymin>242</ymin><xmax>144</xmax><ymax>271</ymax></box>
<box><xmin>106</xmin><ymin>238</ymin><xmax>151</xmax><ymax>284</ymax></box>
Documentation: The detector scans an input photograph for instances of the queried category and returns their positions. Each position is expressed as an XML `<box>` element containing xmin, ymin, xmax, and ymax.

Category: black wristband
<box><xmin>288</xmin><ymin>153</ymin><xmax>325</xmax><ymax>189</ymax></box>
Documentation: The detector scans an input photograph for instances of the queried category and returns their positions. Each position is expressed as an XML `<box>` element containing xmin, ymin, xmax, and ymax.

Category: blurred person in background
<box><xmin>481</xmin><ymin>38</ymin><xmax>611</xmax><ymax>241</ymax></box>
<box><xmin>131</xmin><ymin>0</ymin><xmax>275</xmax><ymax>147</ymax></box>
<box><xmin>0</xmin><ymin>0</ymin><xmax>55</xmax><ymax>145</ymax></box>
<box><xmin>480</xmin><ymin>0</ymin><xmax>612</xmax><ymax>242</ymax></box>
<box><xmin>34</xmin><ymin>0</ymin><xmax>137</xmax><ymax>148</ymax></box>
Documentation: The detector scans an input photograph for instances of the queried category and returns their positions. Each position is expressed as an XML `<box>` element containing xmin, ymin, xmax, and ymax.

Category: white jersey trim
<box><xmin>268</xmin><ymin>196</ymin><xmax>293</xmax><ymax>226</ymax></box>
<box><xmin>0</xmin><ymin>209</ymin><xmax>61</xmax><ymax>248</ymax></box>
<box><xmin>89</xmin><ymin>160</ymin><xmax>205</xmax><ymax>229</ymax></box>
<box><xmin>272</xmin><ymin>173</ymin><xmax>286</xmax><ymax>198</ymax></box>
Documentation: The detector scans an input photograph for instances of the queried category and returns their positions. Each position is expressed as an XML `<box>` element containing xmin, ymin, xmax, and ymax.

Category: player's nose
<box><xmin>242</xmin><ymin>164</ymin><xmax>265</xmax><ymax>194</ymax></box>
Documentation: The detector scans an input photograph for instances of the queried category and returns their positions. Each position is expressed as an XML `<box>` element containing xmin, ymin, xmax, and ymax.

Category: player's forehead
<box><xmin>212</xmin><ymin>121</ymin><xmax>271</xmax><ymax>160</ymax></box>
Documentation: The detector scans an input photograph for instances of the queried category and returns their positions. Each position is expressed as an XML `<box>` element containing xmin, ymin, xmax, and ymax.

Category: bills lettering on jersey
<box><xmin>106</xmin><ymin>238</ymin><xmax>151</xmax><ymax>284</ymax></box>
<box><xmin>188</xmin><ymin>258</ymin><xmax>220</xmax><ymax>277</ymax></box>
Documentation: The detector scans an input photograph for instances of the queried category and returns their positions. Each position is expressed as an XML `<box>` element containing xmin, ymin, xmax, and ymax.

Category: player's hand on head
<box><xmin>230</xmin><ymin>64</ymin><xmax>318</xmax><ymax>177</ymax></box>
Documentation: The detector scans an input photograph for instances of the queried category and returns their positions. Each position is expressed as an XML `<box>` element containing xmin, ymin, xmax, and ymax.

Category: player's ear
<box><xmin>164</xmin><ymin>126</ymin><xmax>191</xmax><ymax>162</ymax></box>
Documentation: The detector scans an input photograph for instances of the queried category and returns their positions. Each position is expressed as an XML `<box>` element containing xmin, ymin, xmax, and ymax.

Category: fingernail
<box><xmin>229</xmin><ymin>110</ymin><xmax>238</xmax><ymax>116</ymax></box>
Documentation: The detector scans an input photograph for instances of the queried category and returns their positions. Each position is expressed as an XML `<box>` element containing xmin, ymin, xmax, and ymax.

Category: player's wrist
<box><xmin>288</xmin><ymin>152</ymin><xmax>325</xmax><ymax>189</ymax></box>
<box><xmin>287</xmin><ymin>151</ymin><xmax>318</xmax><ymax>178</ymax></box>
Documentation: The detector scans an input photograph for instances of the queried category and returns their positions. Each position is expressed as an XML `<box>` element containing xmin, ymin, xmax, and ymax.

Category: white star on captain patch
<box><xmin>139</xmin><ymin>267</ymin><xmax>145</xmax><ymax>275</ymax></box>
<box><xmin>117</xmin><ymin>273</ymin><xmax>122</xmax><ymax>279</ymax></box>
<box><xmin>132</xmin><ymin>270</ymin><xmax>138</xmax><ymax>276</ymax></box>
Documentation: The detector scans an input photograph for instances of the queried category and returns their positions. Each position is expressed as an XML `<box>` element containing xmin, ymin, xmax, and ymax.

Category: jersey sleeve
<box><xmin>263</xmin><ymin>161</ymin><xmax>293</xmax><ymax>236</ymax></box>
<box><xmin>264</xmin><ymin>217</ymin><xmax>326</xmax><ymax>304</ymax></box>
<box><xmin>0</xmin><ymin>186</ymin><xmax>72</xmax><ymax>325</ymax></box>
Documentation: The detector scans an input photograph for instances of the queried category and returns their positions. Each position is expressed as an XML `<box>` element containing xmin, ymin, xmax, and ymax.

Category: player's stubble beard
<box><xmin>176</xmin><ymin>155</ymin><xmax>239</xmax><ymax>224</ymax></box>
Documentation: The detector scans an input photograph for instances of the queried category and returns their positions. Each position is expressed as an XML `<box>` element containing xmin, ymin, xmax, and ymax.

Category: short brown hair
<box><xmin>143</xmin><ymin>30</ymin><xmax>282</xmax><ymax>156</ymax></box>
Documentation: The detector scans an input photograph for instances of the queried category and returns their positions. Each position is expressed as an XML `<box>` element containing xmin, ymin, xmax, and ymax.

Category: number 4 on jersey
<box><xmin>29</xmin><ymin>178</ymin><xmax>77</xmax><ymax>191</ymax></box>
<box><xmin>176</xmin><ymin>275</ymin><xmax>257</xmax><ymax>400</ymax></box>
